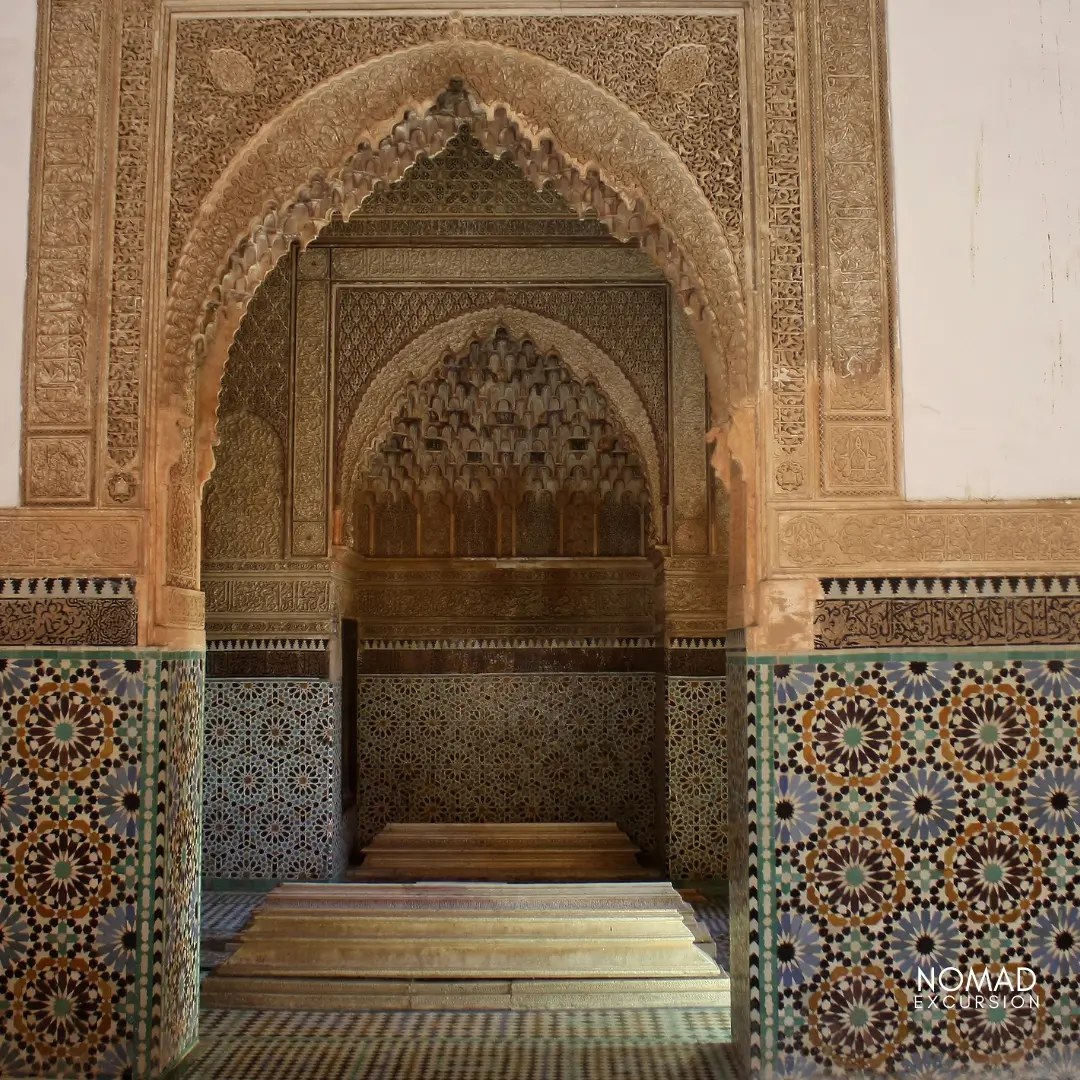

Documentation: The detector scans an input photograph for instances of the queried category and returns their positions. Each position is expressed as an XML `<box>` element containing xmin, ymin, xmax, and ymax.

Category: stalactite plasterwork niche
<box><xmin>344</xmin><ymin>327</ymin><xmax>651</xmax><ymax>560</ymax></box>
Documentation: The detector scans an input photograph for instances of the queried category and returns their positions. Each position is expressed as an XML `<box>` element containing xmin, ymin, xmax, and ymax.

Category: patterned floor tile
<box><xmin>201</xmin><ymin>891</ymin><xmax>266</xmax><ymax>940</ymax></box>
<box><xmin>173</xmin><ymin>1010</ymin><xmax>739</xmax><ymax>1080</ymax></box>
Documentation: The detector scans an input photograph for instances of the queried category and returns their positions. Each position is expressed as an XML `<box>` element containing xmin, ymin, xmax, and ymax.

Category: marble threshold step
<box><xmin>199</xmin><ymin>976</ymin><xmax>732</xmax><ymax>1012</ymax></box>
<box><xmin>202</xmin><ymin>880</ymin><xmax>728</xmax><ymax>1011</ymax></box>
<box><xmin>352</xmin><ymin>822</ymin><xmax>657</xmax><ymax>882</ymax></box>
<box><xmin>261</xmin><ymin>883</ymin><xmax>716</xmax><ymax>958</ymax></box>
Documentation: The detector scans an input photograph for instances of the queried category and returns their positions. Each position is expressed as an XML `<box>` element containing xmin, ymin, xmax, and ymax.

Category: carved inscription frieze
<box><xmin>777</xmin><ymin>508</ymin><xmax>1080</xmax><ymax>572</ymax></box>
<box><xmin>0</xmin><ymin>578</ymin><xmax>137</xmax><ymax>647</ymax></box>
<box><xmin>330</xmin><ymin>246</ymin><xmax>663</xmax><ymax>284</ymax></box>
<box><xmin>816</xmin><ymin>596</ymin><xmax>1080</xmax><ymax>650</ymax></box>
<box><xmin>348</xmin><ymin>559</ymin><xmax>656</xmax><ymax>638</ymax></box>
<box><xmin>203</xmin><ymin>577</ymin><xmax>333</xmax><ymax>615</ymax></box>
<box><xmin>0</xmin><ymin>512</ymin><xmax>142</xmax><ymax>574</ymax></box>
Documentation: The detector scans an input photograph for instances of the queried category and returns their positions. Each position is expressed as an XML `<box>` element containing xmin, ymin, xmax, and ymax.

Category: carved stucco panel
<box><xmin>291</xmin><ymin>281</ymin><xmax>330</xmax><ymax>557</ymax></box>
<box><xmin>168</xmin><ymin>15</ymin><xmax>743</xmax><ymax>278</ymax></box>
<box><xmin>202</xmin><ymin>412</ymin><xmax>286</xmax><ymax>562</ymax></box>
<box><xmin>810</xmin><ymin>0</ymin><xmax>899</xmax><ymax>495</ymax></box>
<box><xmin>203</xmin><ymin>577</ymin><xmax>333</xmax><ymax>615</ymax></box>
<box><xmin>671</xmin><ymin>301</ymin><xmax>709</xmax><ymax>555</ymax></box>
<box><xmin>764</xmin><ymin>0</ymin><xmax>810</xmax><ymax>497</ymax></box>
<box><xmin>23</xmin><ymin>0</ymin><xmax>114</xmax><ymax>504</ymax></box>
<box><xmin>331</xmin><ymin>245</ymin><xmax>664</xmax><ymax>285</ymax></box>
<box><xmin>776</xmin><ymin>509</ymin><xmax>1080</xmax><ymax>572</ymax></box>
<box><xmin>166</xmin><ymin>41</ymin><xmax>747</xmax><ymax>415</ymax></box>
<box><xmin>0</xmin><ymin>513</ymin><xmax>142</xmax><ymax>573</ymax></box>
<box><xmin>25</xmin><ymin>436</ymin><xmax>92</xmax><ymax>504</ymax></box>
<box><xmin>104</xmin><ymin>0</ymin><xmax>154</xmax><ymax>505</ymax></box>
<box><xmin>337</xmin><ymin>307</ymin><xmax>662</xmax><ymax>532</ymax></box>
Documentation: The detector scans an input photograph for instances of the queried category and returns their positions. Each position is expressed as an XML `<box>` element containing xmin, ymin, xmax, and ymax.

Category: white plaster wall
<box><xmin>890</xmin><ymin>0</ymin><xmax>1080</xmax><ymax>500</ymax></box>
<box><xmin>0</xmin><ymin>0</ymin><xmax>36</xmax><ymax>507</ymax></box>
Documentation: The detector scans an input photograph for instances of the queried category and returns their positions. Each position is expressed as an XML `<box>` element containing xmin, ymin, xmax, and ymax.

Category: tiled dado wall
<box><xmin>202</xmin><ymin>644</ymin><xmax>349</xmax><ymax>880</ymax></box>
<box><xmin>730</xmin><ymin>645</ymin><xmax>1080</xmax><ymax>1078</ymax></box>
<box><xmin>356</xmin><ymin>670</ymin><xmax>659</xmax><ymax>854</ymax></box>
<box><xmin>667</xmin><ymin>672</ymin><xmax>728</xmax><ymax>880</ymax></box>
<box><xmin>353</xmin><ymin>645</ymin><xmax>729</xmax><ymax>880</ymax></box>
<box><xmin>0</xmin><ymin>650</ymin><xmax>203</xmax><ymax>1079</ymax></box>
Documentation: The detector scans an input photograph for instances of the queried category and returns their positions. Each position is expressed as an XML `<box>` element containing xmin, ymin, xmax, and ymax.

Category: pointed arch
<box><xmin>160</xmin><ymin>39</ymin><xmax>752</xmax><ymax>596</ymax></box>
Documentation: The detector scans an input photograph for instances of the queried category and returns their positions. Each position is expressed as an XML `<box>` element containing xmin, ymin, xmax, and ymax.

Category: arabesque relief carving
<box><xmin>338</xmin><ymin>308</ymin><xmax>662</xmax><ymax>530</ymax></box>
<box><xmin>764</xmin><ymin>0</ymin><xmax>810</xmax><ymax>496</ymax></box>
<box><xmin>17</xmin><ymin>0</ymin><xmax>1080</xmax><ymax>631</ymax></box>
<box><xmin>168</xmin><ymin>15</ymin><xmax>743</xmax><ymax>277</ymax></box>
<box><xmin>777</xmin><ymin>508</ymin><xmax>1080</xmax><ymax>572</ymax></box>
<box><xmin>0</xmin><ymin>515</ymin><xmax>142</xmax><ymax>574</ymax></box>
<box><xmin>22</xmin><ymin>0</ymin><xmax>113</xmax><ymax>504</ymax></box>
<box><xmin>202</xmin><ymin>413</ymin><xmax>285</xmax><ymax>562</ymax></box>
<box><xmin>167</xmin><ymin>55</ymin><xmax>746</xmax><ymax>419</ymax></box>
<box><xmin>104</xmin><ymin>0</ymin><xmax>154</xmax><ymax>505</ymax></box>
<box><xmin>346</xmin><ymin>326</ymin><xmax>650</xmax><ymax>558</ymax></box>
<box><xmin>809</xmin><ymin>0</ymin><xmax>899</xmax><ymax>495</ymax></box>
<box><xmin>291</xmin><ymin>280</ymin><xmax>330</xmax><ymax>557</ymax></box>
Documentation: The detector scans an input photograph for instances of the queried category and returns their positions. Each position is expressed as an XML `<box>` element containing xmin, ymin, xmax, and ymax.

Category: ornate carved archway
<box><xmin>157</xmin><ymin>39</ymin><xmax>756</xmax><ymax>632</ymax></box>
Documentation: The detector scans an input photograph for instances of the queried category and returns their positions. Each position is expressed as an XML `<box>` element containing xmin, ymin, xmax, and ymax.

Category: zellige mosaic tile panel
<box><xmin>748</xmin><ymin>650</ymin><xmax>1080</xmax><ymax>1078</ymax></box>
<box><xmin>202</xmin><ymin>679</ymin><xmax>345</xmax><ymax>881</ymax></box>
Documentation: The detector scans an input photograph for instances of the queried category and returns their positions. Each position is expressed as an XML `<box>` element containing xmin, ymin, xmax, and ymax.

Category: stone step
<box><xmin>217</xmin><ymin>938</ymin><xmax>720</xmax><ymax>979</ymax></box>
<box><xmin>200</xmin><ymin>976</ymin><xmax>732</xmax><ymax>1012</ymax></box>
<box><xmin>257</xmin><ymin>882</ymin><xmax>715</xmax><ymax>957</ymax></box>
<box><xmin>354</xmin><ymin>821</ymin><xmax>656</xmax><ymax>882</ymax></box>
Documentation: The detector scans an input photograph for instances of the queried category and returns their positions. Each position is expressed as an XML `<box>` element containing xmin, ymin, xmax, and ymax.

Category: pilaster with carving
<box><xmin>22</xmin><ymin>0</ymin><xmax>118</xmax><ymax>505</ymax></box>
<box><xmin>290</xmin><ymin>263</ymin><xmax>331</xmax><ymax>557</ymax></box>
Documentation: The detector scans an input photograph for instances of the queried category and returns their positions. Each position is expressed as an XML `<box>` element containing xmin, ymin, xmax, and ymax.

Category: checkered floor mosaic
<box><xmin>187</xmin><ymin>886</ymin><xmax>736</xmax><ymax>1079</ymax></box>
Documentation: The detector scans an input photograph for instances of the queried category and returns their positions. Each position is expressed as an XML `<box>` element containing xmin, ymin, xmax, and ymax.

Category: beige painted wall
<box><xmin>0</xmin><ymin>0</ymin><xmax>35</xmax><ymax>508</ymax></box>
<box><xmin>889</xmin><ymin>0</ymin><xmax>1080</xmax><ymax>500</ymax></box>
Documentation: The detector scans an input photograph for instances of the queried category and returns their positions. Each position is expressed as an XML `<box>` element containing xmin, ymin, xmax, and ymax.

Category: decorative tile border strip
<box><xmin>0</xmin><ymin>578</ymin><xmax>138</xmax><ymax>646</ymax></box>
<box><xmin>817</xmin><ymin>575</ymin><xmax>1080</xmax><ymax>649</ymax></box>
<box><xmin>357</xmin><ymin>636</ymin><xmax>658</xmax><ymax>651</ymax></box>
<box><xmin>206</xmin><ymin>638</ymin><xmax>329</xmax><ymax>651</ymax></box>
<box><xmin>0</xmin><ymin>577</ymin><xmax>134</xmax><ymax>597</ymax></box>
<box><xmin>822</xmin><ymin>575</ymin><xmax>1080</xmax><ymax>598</ymax></box>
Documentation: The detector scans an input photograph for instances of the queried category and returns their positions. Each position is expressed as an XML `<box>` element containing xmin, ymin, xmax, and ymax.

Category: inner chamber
<box><xmin>199</xmin><ymin>113</ymin><xmax>730</xmax><ymax>885</ymax></box>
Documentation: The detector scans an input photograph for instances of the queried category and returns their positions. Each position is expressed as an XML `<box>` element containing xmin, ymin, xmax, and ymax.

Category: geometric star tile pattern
<box><xmin>0</xmin><ymin>650</ymin><xmax>203</xmax><ymax>1079</ymax></box>
<box><xmin>738</xmin><ymin>650</ymin><xmax>1080</xmax><ymax>1079</ymax></box>
<box><xmin>355</xmin><ymin>674</ymin><xmax>657</xmax><ymax>857</ymax></box>
<box><xmin>668</xmin><ymin>676</ymin><xmax>728</xmax><ymax>880</ymax></box>
<box><xmin>202</xmin><ymin>679</ymin><xmax>347</xmax><ymax>881</ymax></box>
